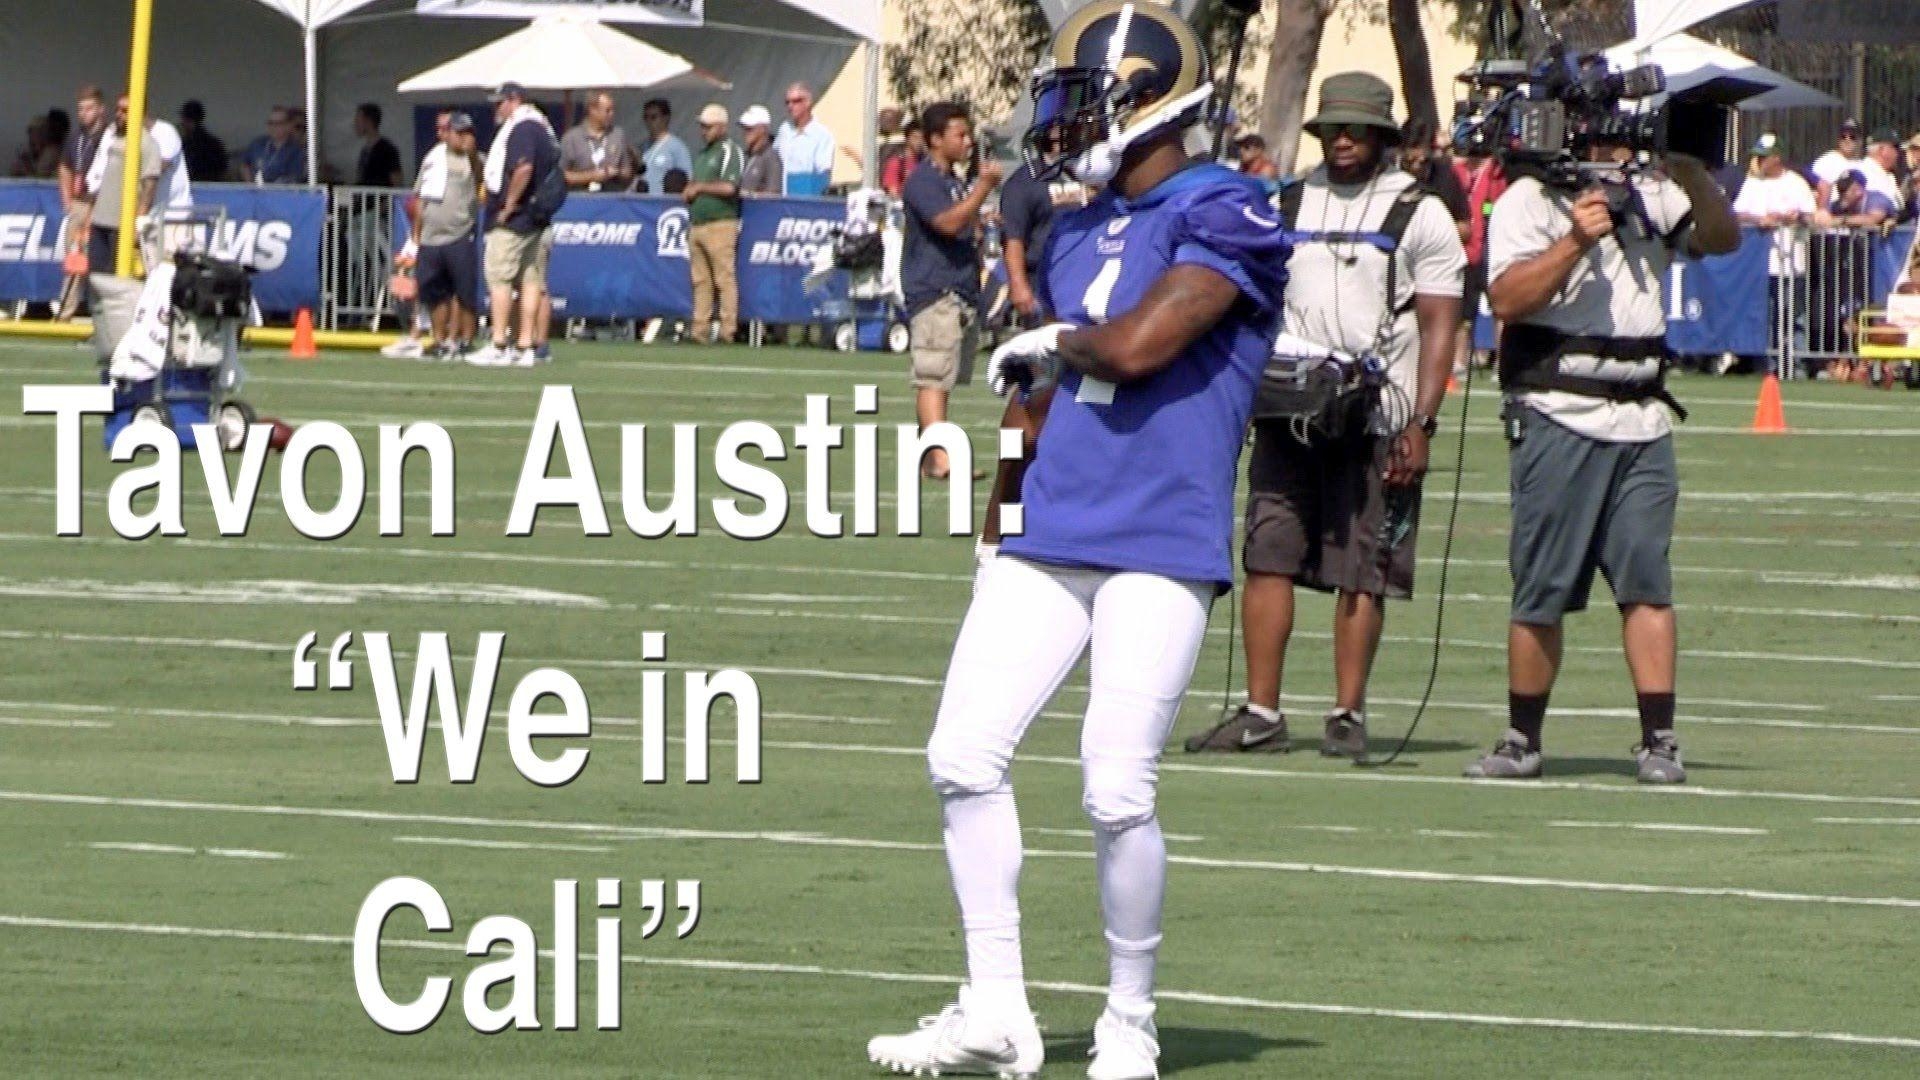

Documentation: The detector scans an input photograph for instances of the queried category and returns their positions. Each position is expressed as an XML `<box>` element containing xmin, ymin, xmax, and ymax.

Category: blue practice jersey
<box><xmin>1001</xmin><ymin>163</ymin><xmax>1292</xmax><ymax>590</ymax></box>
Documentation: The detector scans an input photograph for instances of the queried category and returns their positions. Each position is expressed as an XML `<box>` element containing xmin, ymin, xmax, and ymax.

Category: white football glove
<box><xmin>986</xmin><ymin>322</ymin><xmax>1074</xmax><ymax>398</ymax></box>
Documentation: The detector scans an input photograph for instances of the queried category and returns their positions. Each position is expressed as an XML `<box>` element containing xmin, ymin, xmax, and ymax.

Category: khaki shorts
<box><xmin>909</xmin><ymin>293</ymin><xmax>978</xmax><ymax>391</ymax></box>
<box><xmin>1242</xmin><ymin>427</ymin><xmax>1421</xmax><ymax>599</ymax></box>
<box><xmin>484</xmin><ymin>226</ymin><xmax>553</xmax><ymax>290</ymax></box>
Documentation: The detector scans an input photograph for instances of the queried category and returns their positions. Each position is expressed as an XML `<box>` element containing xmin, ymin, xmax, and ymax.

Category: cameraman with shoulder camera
<box><xmin>1464</xmin><ymin>122</ymin><xmax>1738</xmax><ymax>784</ymax></box>
<box><xmin>1185</xmin><ymin>73</ymin><xmax>1465</xmax><ymax>759</ymax></box>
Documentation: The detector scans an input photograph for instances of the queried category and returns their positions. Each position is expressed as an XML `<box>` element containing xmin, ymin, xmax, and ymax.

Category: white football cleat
<box><xmin>1087</xmin><ymin>1004</ymin><xmax>1159</xmax><ymax>1080</ymax></box>
<box><xmin>866</xmin><ymin>985</ymin><xmax>1042</xmax><ymax>1079</ymax></box>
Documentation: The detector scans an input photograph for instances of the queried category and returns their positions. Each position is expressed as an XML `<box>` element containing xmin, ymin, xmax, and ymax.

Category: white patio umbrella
<box><xmin>1605</xmin><ymin>32</ymin><xmax>1842</xmax><ymax>111</ymax></box>
<box><xmin>396</xmin><ymin>13</ymin><xmax>730</xmax><ymax>94</ymax></box>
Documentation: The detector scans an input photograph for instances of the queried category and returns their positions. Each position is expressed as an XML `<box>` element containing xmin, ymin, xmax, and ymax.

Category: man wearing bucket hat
<box><xmin>1185</xmin><ymin>71</ymin><xmax>1464</xmax><ymax>760</ymax></box>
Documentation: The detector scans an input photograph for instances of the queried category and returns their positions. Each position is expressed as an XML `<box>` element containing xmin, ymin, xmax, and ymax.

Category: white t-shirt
<box><xmin>1811</xmin><ymin>151</ymin><xmax>1903</xmax><ymax>208</ymax></box>
<box><xmin>1281</xmin><ymin>166</ymin><xmax>1467</xmax><ymax>432</ymax></box>
<box><xmin>1732</xmin><ymin>169</ymin><xmax>1815</xmax><ymax>276</ymax></box>
<box><xmin>1488</xmin><ymin>174</ymin><xmax>1694</xmax><ymax>444</ymax></box>
<box><xmin>146</xmin><ymin>119</ymin><xmax>192</xmax><ymax>210</ymax></box>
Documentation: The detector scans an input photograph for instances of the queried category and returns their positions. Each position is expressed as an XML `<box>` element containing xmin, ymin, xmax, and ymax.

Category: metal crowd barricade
<box><xmin>1791</xmin><ymin>224</ymin><xmax>1881</xmax><ymax>380</ymax></box>
<box><xmin>322</xmin><ymin>185</ymin><xmax>407</xmax><ymax>332</ymax></box>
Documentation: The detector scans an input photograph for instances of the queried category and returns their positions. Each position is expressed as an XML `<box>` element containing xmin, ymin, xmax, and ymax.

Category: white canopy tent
<box><xmin>395</xmin><ymin>14</ymin><xmax>729</xmax><ymax>94</ymax></box>
<box><xmin>0</xmin><ymin>0</ymin><xmax>877</xmax><ymax>185</ymax></box>
<box><xmin>1631</xmin><ymin>0</ymin><xmax>1765</xmax><ymax>44</ymax></box>
<box><xmin>1606</xmin><ymin>33</ymin><xmax>1843</xmax><ymax>112</ymax></box>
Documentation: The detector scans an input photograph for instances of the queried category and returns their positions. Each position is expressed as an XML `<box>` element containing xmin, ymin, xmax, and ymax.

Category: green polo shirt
<box><xmin>690</xmin><ymin>138</ymin><xmax>745</xmax><ymax>225</ymax></box>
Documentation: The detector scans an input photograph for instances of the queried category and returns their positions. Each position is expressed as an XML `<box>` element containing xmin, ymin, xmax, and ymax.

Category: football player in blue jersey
<box><xmin>865</xmin><ymin>4</ymin><xmax>1292</xmax><ymax>1079</ymax></box>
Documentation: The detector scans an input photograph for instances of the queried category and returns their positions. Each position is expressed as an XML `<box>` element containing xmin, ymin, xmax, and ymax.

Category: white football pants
<box><xmin>926</xmin><ymin>554</ymin><xmax>1213</xmax><ymax>1010</ymax></box>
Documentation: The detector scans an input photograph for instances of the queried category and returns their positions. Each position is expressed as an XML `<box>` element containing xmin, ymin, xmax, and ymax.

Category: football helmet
<box><xmin>1026</xmin><ymin>0</ymin><xmax>1214</xmax><ymax>184</ymax></box>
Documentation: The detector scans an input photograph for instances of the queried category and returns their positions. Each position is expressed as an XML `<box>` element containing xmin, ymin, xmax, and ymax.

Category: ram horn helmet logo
<box><xmin>657</xmin><ymin>207</ymin><xmax>691</xmax><ymax>258</ymax></box>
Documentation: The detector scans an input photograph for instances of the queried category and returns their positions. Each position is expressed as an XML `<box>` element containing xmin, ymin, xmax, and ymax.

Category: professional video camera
<box><xmin>1452</xmin><ymin>0</ymin><xmax>1668</xmax><ymax>190</ymax></box>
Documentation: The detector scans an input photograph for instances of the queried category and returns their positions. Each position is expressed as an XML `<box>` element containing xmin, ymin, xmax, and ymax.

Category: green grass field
<box><xmin>2</xmin><ymin>338</ymin><xmax>1918</xmax><ymax>1078</ymax></box>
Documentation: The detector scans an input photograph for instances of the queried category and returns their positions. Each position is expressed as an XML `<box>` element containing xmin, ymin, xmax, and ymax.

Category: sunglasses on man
<box><xmin>1315</xmin><ymin>122</ymin><xmax>1377</xmax><ymax>141</ymax></box>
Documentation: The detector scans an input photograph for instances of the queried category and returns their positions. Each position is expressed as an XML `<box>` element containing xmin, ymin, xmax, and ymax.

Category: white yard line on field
<box><xmin>86</xmin><ymin>841</ymin><xmax>288</xmax><ymax>860</ymax></box>
<box><xmin>393</xmin><ymin>835</ymin><xmax>615</xmax><ymax>854</ymax></box>
<box><xmin>1545</xmin><ymin>822</ymin><xmax>1770</xmax><ymax>837</ymax></box>
<box><xmin>4</xmin><ymin>790</ymin><xmax>1911</xmax><ymax>910</ymax></box>
<box><xmin>1</xmin><ymin>913</ymin><xmax>1913</xmax><ymax>1048</ymax></box>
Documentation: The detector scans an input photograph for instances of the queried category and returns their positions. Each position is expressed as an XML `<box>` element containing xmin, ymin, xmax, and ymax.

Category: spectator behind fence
<box><xmin>87</xmin><ymin>95</ymin><xmax>164</xmax><ymax>277</ymax></box>
<box><xmin>1820</xmin><ymin>169</ymin><xmax>1895</xmax><ymax>228</ymax></box>
<box><xmin>1866</xmin><ymin>129</ymin><xmax>1908</xmax><ymax>219</ymax></box>
<box><xmin>140</xmin><ymin>110</ymin><xmax>192</xmax><ymax>269</ymax></box>
<box><xmin>1730</xmin><ymin>133</ymin><xmax>1814</xmax><ymax>376</ymax></box>
<box><xmin>560</xmin><ymin>90</ymin><xmax>636</xmax><ymax>192</ymax></box>
<box><xmin>177</xmin><ymin>100</ymin><xmax>228</xmax><ymax>184</ymax></box>
<box><xmin>776</xmin><ymin>82</ymin><xmax>835</xmax><ymax>196</ymax></box>
<box><xmin>902</xmin><ymin>101</ymin><xmax>1000</xmax><ymax>481</ymax></box>
<box><xmin>56</xmin><ymin>85</ymin><xmax>108</xmax><ymax>318</ymax></box>
<box><xmin>243</xmin><ymin>106</ymin><xmax>306</xmax><ymax>184</ymax></box>
<box><xmin>684</xmin><ymin>104</ymin><xmax>745</xmax><ymax>346</ymax></box>
<box><xmin>639</xmin><ymin>98</ymin><xmax>691</xmax><ymax>195</ymax></box>
<box><xmin>881</xmin><ymin>121</ymin><xmax>923</xmax><ymax>198</ymax></box>
<box><xmin>737</xmin><ymin>105</ymin><xmax>783</xmax><ymax>196</ymax></box>
<box><xmin>353</xmin><ymin>103</ymin><xmax>403</xmax><ymax>187</ymax></box>
<box><xmin>410</xmin><ymin>111</ymin><xmax>482</xmax><ymax>360</ymax></box>
<box><xmin>1811</xmin><ymin>119</ymin><xmax>1900</xmax><ymax>211</ymax></box>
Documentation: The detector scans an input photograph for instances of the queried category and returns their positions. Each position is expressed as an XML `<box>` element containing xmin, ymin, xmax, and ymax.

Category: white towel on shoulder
<box><xmin>415</xmin><ymin>144</ymin><xmax>450</xmax><ymax>201</ymax></box>
<box><xmin>484</xmin><ymin>104</ymin><xmax>553</xmax><ymax>194</ymax></box>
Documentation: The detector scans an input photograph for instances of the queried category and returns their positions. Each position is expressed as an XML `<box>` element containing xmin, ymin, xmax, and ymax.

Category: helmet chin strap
<box><xmin>1066</xmin><ymin>82</ymin><xmax>1216</xmax><ymax>185</ymax></box>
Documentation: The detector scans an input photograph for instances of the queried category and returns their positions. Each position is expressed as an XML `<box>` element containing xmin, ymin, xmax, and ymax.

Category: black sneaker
<box><xmin>1319</xmin><ymin>708</ymin><xmax>1368</xmax><ymax>759</ymax></box>
<box><xmin>1183</xmin><ymin>706</ymin><xmax>1290</xmax><ymax>753</ymax></box>
<box><xmin>1634</xmin><ymin>730</ymin><xmax>1687</xmax><ymax>784</ymax></box>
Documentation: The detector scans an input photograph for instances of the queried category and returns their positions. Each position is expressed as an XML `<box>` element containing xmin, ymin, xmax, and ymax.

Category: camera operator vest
<box><xmin>1494</xmin><ymin>183</ymin><xmax>1690</xmax><ymax>421</ymax></box>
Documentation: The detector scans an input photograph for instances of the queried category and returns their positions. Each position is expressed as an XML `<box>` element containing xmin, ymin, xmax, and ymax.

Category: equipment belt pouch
<box><xmin>1251</xmin><ymin>358</ymin><xmax>1374</xmax><ymax>443</ymax></box>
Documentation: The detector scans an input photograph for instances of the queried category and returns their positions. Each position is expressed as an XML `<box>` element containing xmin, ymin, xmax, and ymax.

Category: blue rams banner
<box><xmin>1664</xmin><ymin>230</ymin><xmax>1769</xmax><ymax>357</ymax></box>
<box><xmin>0</xmin><ymin>181</ymin><xmax>324</xmax><ymax>314</ymax></box>
<box><xmin>738</xmin><ymin>197</ymin><xmax>844</xmax><ymax>323</ymax></box>
<box><xmin>0</xmin><ymin>182</ymin><xmax>67</xmax><ymax>302</ymax></box>
<box><xmin>546</xmin><ymin>195</ymin><xmax>691</xmax><ymax>320</ymax></box>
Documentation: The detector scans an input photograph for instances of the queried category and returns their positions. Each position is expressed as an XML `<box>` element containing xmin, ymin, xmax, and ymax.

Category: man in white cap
<box><xmin>683</xmin><ymin>103</ymin><xmax>745</xmax><ymax>345</ymax></box>
<box><xmin>737</xmin><ymin>106</ymin><xmax>783</xmax><ymax>196</ymax></box>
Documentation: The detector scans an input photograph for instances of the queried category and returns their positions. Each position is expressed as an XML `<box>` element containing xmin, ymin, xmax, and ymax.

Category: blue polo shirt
<box><xmin>243</xmin><ymin>136</ymin><xmax>306</xmax><ymax>184</ymax></box>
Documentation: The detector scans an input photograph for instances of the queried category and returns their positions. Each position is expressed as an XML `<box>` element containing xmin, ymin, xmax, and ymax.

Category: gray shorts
<box><xmin>1243</xmin><ymin>428</ymin><xmax>1421</xmax><ymax>599</ymax></box>
<box><xmin>1508</xmin><ymin>406</ymin><xmax>1677</xmax><ymax>624</ymax></box>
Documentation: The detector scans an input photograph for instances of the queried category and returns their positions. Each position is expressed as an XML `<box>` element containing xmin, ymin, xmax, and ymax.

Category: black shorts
<box><xmin>1242</xmin><ymin>427</ymin><xmax>1421</xmax><ymax>599</ymax></box>
<box><xmin>417</xmin><ymin>237</ymin><xmax>478</xmax><ymax>307</ymax></box>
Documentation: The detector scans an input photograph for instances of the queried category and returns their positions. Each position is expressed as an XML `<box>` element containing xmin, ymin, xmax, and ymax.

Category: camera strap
<box><xmin>1498</xmin><ymin>323</ymin><xmax>1689</xmax><ymax>420</ymax></box>
<box><xmin>1279</xmin><ymin>179</ymin><xmax>1430</xmax><ymax>325</ymax></box>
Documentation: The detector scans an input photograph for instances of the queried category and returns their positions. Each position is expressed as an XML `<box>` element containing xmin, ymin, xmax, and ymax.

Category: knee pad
<box><xmin>1081</xmin><ymin>757</ymin><xmax>1158</xmax><ymax>831</ymax></box>
<box><xmin>927</xmin><ymin>727</ymin><xmax>1013</xmax><ymax>798</ymax></box>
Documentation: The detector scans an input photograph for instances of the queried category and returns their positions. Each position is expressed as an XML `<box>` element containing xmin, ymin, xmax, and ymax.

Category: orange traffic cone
<box><xmin>289</xmin><ymin>308</ymin><xmax>318</xmax><ymax>360</ymax></box>
<box><xmin>1751</xmin><ymin>373</ymin><xmax>1787</xmax><ymax>434</ymax></box>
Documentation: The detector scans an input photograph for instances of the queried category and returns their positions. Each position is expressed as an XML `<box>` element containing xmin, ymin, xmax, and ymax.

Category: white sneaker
<box><xmin>510</xmin><ymin>345</ymin><xmax>542</xmax><ymax>368</ymax></box>
<box><xmin>1088</xmin><ymin>1004</ymin><xmax>1159</xmax><ymax>1080</ymax></box>
<box><xmin>867</xmin><ymin>985</ymin><xmax>1042</xmax><ymax>1079</ymax></box>
<box><xmin>381</xmin><ymin>336</ymin><xmax>424</xmax><ymax>359</ymax></box>
<box><xmin>467</xmin><ymin>342</ymin><xmax>513</xmax><ymax>367</ymax></box>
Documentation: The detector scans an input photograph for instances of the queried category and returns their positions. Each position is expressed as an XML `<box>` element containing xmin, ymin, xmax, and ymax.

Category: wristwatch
<box><xmin>1412</xmin><ymin>413</ymin><xmax>1440</xmax><ymax>438</ymax></box>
